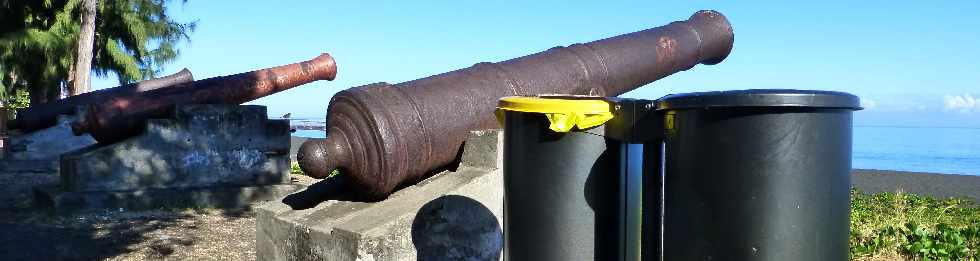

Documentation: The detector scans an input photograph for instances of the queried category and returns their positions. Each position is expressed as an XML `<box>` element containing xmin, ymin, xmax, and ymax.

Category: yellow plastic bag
<box><xmin>496</xmin><ymin>96</ymin><xmax>614</xmax><ymax>132</ymax></box>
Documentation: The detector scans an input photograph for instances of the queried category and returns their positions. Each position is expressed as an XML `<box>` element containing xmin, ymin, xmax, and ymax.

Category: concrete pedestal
<box><xmin>256</xmin><ymin>130</ymin><xmax>504</xmax><ymax>261</ymax></box>
<box><xmin>1</xmin><ymin>114</ymin><xmax>97</xmax><ymax>173</ymax></box>
<box><xmin>35</xmin><ymin>104</ymin><xmax>301</xmax><ymax>213</ymax></box>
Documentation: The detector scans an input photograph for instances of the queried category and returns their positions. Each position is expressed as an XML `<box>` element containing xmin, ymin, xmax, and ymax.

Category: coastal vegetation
<box><xmin>290</xmin><ymin>161</ymin><xmax>340</xmax><ymax>178</ymax></box>
<box><xmin>851</xmin><ymin>189</ymin><xmax>980</xmax><ymax>260</ymax></box>
<box><xmin>1</xmin><ymin>0</ymin><xmax>195</xmax><ymax>107</ymax></box>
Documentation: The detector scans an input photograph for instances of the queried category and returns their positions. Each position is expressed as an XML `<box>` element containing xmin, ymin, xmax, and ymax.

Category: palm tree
<box><xmin>0</xmin><ymin>0</ymin><xmax>196</xmax><ymax>106</ymax></box>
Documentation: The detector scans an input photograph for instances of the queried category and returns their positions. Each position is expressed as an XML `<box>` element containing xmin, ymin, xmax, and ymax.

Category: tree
<box><xmin>0</xmin><ymin>0</ymin><xmax>78</xmax><ymax>105</ymax></box>
<box><xmin>0</xmin><ymin>0</ymin><xmax>195</xmax><ymax>106</ymax></box>
<box><xmin>71</xmin><ymin>0</ymin><xmax>97</xmax><ymax>96</ymax></box>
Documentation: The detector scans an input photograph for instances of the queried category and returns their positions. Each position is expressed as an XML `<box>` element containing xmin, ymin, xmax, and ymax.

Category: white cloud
<box><xmin>861</xmin><ymin>98</ymin><xmax>877</xmax><ymax>110</ymax></box>
<box><xmin>944</xmin><ymin>94</ymin><xmax>980</xmax><ymax>114</ymax></box>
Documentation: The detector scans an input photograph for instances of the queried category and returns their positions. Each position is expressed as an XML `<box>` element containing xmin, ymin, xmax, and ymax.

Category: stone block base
<box><xmin>256</xmin><ymin>130</ymin><xmax>504</xmax><ymax>261</ymax></box>
<box><xmin>33</xmin><ymin>104</ymin><xmax>297</xmax><ymax>214</ymax></box>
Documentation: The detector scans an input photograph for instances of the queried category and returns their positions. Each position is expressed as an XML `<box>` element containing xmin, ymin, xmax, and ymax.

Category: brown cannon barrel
<box><xmin>297</xmin><ymin>10</ymin><xmax>735</xmax><ymax>199</ymax></box>
<box><xmin>72</xmin><ymin>53</ymin><xmax>338</xmax><ymax>143</ymax></box>
<box><xmin>9</xmin><ymin>68</ymin><xmax>194</xmax><ymax>132</ymax></box>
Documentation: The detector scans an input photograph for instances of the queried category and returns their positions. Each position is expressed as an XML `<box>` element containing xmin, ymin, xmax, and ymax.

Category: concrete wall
<box><xmin>5</xmin><ymin>114</ymin><xmax>97</xmax><ymax>161</ymax></box>
<box><xmin>1</xmin><ymin>114</ymin><xmax>96</xmax><ymax>172</ymax></box>
<box><xmin>60</xmin><ymin>104</ymin><xmax>290</xmax><ymax>192</ymax></box>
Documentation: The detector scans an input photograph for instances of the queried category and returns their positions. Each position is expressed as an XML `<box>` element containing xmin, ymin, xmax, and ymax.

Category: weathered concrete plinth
<box><xmin>35</xmin><ymin>104</ymin><xmax>302</xmax><ymax>213</ymax></box>
<box><xmin>1</xmin><ymin>114</ymin><xmax>97</xmax><ymax>173</ymax></box>
<box><xmin>257</xmin><ymin>130</ymin><xmax>504</xmax><ymax>261</ymax></box>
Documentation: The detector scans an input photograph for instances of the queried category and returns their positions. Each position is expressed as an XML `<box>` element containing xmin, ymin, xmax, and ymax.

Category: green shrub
<box><xmin>289</xmin><ymin>162</ymin><xmax>340</xmax><ymax>177</ymax></box>
<box><xmin>850</xmin><ymin>189</ymin><xmax>980</xmax><ymax>260</ymax></box>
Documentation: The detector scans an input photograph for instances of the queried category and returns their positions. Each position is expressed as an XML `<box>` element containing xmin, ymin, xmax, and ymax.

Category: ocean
<box><xmin>290</xmin><ymin>125</ymin><xmax>980</xmax><ymax>176</ymax></box>
<box><xmin>853</xmin><ymin>126</ymin><xmax>980</xmax><ymax>176</ymax></box>
<box><xmin>293</xmin><ymin>129</ymin><xmax>326</xmax><ymax>139</ymax></box>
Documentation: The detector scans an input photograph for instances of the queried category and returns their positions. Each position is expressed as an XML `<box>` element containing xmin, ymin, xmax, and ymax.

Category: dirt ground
<box><xmin>0</xmin><ymin>169</ymin><xmax>317</xmax><ymax>261</ymax></box>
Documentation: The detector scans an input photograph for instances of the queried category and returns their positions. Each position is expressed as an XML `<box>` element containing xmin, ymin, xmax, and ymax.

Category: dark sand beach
<box><xmin>852</xmin><ymin>169</ymin><xmax>980</xmax><ymax>202</ymax></box>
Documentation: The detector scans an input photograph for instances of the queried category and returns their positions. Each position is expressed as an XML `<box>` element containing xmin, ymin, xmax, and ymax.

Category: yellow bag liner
<box><xmin>496</xmin><ymin>96</ymin><xmax>614</xmax><ymax>132</ymax></box>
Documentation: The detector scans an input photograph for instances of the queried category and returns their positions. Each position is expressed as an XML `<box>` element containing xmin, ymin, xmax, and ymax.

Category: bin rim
<box><xmin>656</xmin><ymin>89</ymin><xmax>862</xmax><ymax>111</ymax></box>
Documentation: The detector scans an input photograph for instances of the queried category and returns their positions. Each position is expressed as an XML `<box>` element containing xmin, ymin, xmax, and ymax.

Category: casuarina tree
<box><xmin>0</xmin><ymin>0</ymin><xmax>195</xmax><ymax>107</ymax></box>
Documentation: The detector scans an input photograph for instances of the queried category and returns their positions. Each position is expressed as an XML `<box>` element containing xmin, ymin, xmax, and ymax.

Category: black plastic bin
<box><xmin>498</xmin><ymin>96</ymin><xmax>649</xmax><ymax>261</ymax></box>
<box><xmin>657</xmin><ymin>89</ymin><xmax>861</xmax><ymax>261</ymax></box>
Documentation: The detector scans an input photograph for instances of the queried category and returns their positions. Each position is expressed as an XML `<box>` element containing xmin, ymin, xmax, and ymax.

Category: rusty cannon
<box><xmin>297</xmin><ymin>10</ymin><xmax>735</xmax><ymax>199</ymax></box>
<box><xmin>8</xmin><ymin>68</ymin><xmax>194</xmax><ymax>132</ymax></box>
<box><xmin>71</xmin><ymin>53</ymin><xmax>337</xmax><ymax>143</ymax></box>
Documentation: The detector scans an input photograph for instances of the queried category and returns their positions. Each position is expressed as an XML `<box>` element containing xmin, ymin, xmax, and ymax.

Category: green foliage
<box><xmin>92</xmin><ymin>0</ymin><xmax>197</xmax><ymax>83</ymax></box>
<box><xmin>850</xmin><ymin>189</ymin><xmax>980</xmax><ymax>260</ymax></box>
<box><xmin>0</xmin><ymin>0</ymin><xmax>195</xmax><ymax>106</ymax></box>
<box><xmin>902</xmin><ymin>222</ymin><xmax>976</xmax><ymax>260</ymax></box>
<box><xmin>851</xmin><ymin>222</ymin><xmax>900</xmax><ymax>255</ymax></box>
<box><xmin>0</xmin><ymin>68</ymin><xmax>31</xmax><ymax>108</ymax></box>
<box><xmin>290</xmin><ymin>161</ymin><xmax>304</xmax><ymax>175</ymax></box>
<box><xmin>290</xmin><ymin>162</ymin><xmax>341</xmax><ymax>178</ymax></box>
<box><xmin>8</xmin><ymin>89</ymin><xmax>30</xmax><ymax>109</ymax></box>
<box><xmin>0</xmin><ymin>0</ymin><xmax>79</xmax><ymax>103</ymax></box>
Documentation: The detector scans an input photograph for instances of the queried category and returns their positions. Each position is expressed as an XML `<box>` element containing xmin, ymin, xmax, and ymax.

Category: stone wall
<box><xmin>37</xmin><ymin>104</ymin><xmax>301</xmax><ymax>212</ymax></box>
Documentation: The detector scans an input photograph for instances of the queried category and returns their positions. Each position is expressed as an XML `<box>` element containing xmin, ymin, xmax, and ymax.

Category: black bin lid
<box><xmin>656</xmin><ymin>89</ymin><xmax>862</xmax><ymax>110</ymax></box>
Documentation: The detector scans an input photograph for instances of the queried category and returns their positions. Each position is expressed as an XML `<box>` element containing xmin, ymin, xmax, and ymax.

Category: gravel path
<box><xmin>0</xmin><ymin>168</ymin><xmax>318</xmax><ymax>261</ymax></box>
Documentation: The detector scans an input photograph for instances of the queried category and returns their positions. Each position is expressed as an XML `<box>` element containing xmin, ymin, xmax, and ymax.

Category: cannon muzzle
<box><xmin>298</xmin><ymin>10</ymin><xmax>735</xmax><ymax>199</ymax></box>
<box><xmin>72</xmin><ymin>53</ymin><xmax>337</xmax><ymax>143</ymax></box>
<box><xmin>9</xmin><ymin>68</ymin><xmax>194</xmax><ymax>132</ymax></box>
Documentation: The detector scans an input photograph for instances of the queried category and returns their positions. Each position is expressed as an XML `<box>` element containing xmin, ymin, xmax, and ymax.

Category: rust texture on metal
<box><xmin>71</xmin><ymin>53</ymin><xmax>337</xmax><ymax>143</ymax></box>
<box><xmin>297</xmin><ymin>10</ymin><xmax>735</xmax><ymax>199</ymax></box>
<box><xmin>9</xmin><ymin>68</ymin><xmax>194</xmax><ymax>132</ymax></box>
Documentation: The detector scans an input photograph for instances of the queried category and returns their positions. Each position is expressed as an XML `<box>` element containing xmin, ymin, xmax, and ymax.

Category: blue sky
<box><xmin>93</xmin><ymin>1</ymin><xmax>980</xmax><ymax>127</ymax></box>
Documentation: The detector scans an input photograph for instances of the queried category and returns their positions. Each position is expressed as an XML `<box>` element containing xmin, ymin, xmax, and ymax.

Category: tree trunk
<box><xmin>8</xmin><ymin>72</ymin><xmax>16</xmax><ymax>89</ymax></box>
<box><xmin>71</xmin><ymin>0</ymin><xmax>98</xmax><ymax>96</ymax></box>
<box><xmin>28</xmin><ymin>85</ymin><xmax>48</xmax><ymax>105</ymax></box>
<box><xmin>3</xmin><ymin>72</ymin><xmax>16</xmax><ymax>108</ymax></box>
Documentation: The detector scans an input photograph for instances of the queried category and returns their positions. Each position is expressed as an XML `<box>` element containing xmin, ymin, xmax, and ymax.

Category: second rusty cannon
<box><xmin>297</xmin><ymin>10</ymin><xmax>735</xmax><ymax>199</ymax></box>
<box><xmin>9</xmin><ymin>68</ymin><xmax>194</xmax><ymax>132</ymax></box>
<box><xmin>71</xmin><ymin>54</ymin><xmax>338</xmax><ymax>143</ymax></box>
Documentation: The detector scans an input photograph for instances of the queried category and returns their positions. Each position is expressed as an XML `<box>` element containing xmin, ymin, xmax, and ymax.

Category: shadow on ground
<box><xmin>0</xmin><ymin>213</ymin><xmax>189</xmax><ymax>260</ymax></box>
<box><xmin>0</xmin><ymin>169</ymin><xmax>255</xmax><ymax>260</ymax></box>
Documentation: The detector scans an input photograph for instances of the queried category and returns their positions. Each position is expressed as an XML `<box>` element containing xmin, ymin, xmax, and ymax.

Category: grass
<box><xmin>850</xmin><ymin>189</ymin><xmax>980</xmax><ymax>261</ymax></box>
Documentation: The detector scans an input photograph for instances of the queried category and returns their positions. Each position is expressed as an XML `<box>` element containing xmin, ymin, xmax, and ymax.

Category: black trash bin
<box><xmin>656</xmin><ymin>89</ymin><xmax>861</xmax><ymax>261</ymax></box>
<box><xmin>498</xmin><ymin>96</ymin><xmax>650</xmax><ymax>261</ymax></box>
